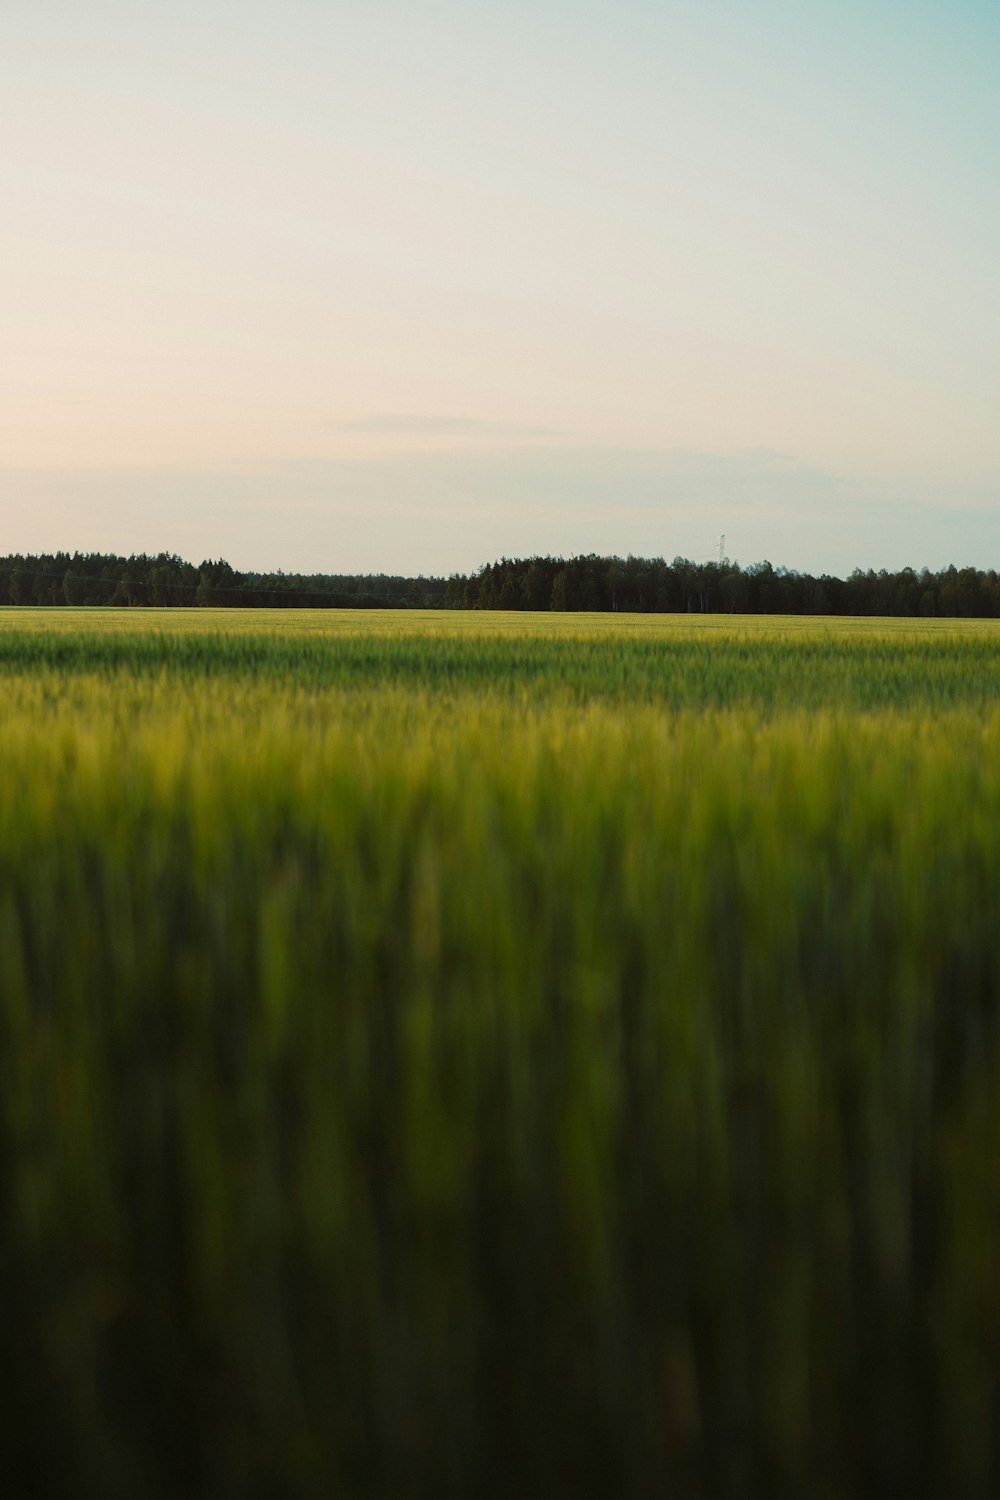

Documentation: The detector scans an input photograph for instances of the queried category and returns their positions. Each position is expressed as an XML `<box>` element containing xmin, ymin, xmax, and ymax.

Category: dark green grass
<box><xmin>2</xmin><ymin>611</ymin><xmax>1000</xmax><ymax>1497</ymax></box>
<box><xmin>3</xmin><ymin>607</ymin><xmax>1000</xmax><ymax>710</ymax></box>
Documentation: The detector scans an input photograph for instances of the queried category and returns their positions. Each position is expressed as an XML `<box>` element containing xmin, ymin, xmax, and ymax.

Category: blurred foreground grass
<box><xmin>2</xmin><ymin>609</ymin><xmax>1000</xmax><ymax>1496</ymax></box>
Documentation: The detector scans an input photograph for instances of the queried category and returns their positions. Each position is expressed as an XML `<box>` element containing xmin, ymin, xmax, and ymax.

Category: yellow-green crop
<box><xmin>2</xmin><ymin>608</ymin><xmax>1000</xmax><ymax>1497</ymax></box>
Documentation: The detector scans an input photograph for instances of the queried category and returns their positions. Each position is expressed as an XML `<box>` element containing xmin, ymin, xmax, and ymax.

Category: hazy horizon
<box><xmin>4</xmin><ymin>2</ymin><xmax>998</xmax><ymax>575</ymax></box>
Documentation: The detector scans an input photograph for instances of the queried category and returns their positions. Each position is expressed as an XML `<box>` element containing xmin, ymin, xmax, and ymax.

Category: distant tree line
<box><xmin>0</xmin><ymin>552</ymin><xmax>451</xmax><ymax>609</ymax></box>
<box><xmin>3</xmin><ymin>550</ymin><xmax>1000</xmax><ymax>617</ymax></box>
<box><xmin>451</xmin><ymin>555</ymin><xmax>999</xmax><ymax>616</ymax></box>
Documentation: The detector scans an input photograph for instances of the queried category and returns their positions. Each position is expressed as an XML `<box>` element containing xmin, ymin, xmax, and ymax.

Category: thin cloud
<box><xmin>2</xmin><ymin>447</ymin><xmax>994</xmax><ymax>579</ymax></box>
<box><xmin>333</xmin><ymin>414</ymin><xmax>561</xmax><ymax>440</ymax></box>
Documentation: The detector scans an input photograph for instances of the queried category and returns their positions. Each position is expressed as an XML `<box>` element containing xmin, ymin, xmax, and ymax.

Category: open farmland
<box><xmin>3</xmin><ymin>608</ymin><xmax>1000</xmax><ymax>1497</ymax></box>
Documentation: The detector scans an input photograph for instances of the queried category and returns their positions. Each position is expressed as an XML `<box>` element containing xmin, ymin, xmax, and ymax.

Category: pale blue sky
<box><xmin>3</xmin><ymin>1</ymin><xmax>998</xmax><ymax>575</ymax></box>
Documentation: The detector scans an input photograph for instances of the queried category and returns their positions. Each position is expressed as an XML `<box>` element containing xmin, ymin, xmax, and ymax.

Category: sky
<box><xmin>3</xmin><ymin>0</ymin><xmax>999</xmax><ymax>577</ymax></box>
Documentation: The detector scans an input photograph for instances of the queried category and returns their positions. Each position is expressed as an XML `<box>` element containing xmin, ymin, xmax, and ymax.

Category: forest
<box><xmin>3</xmin><ymin>548</ymin><xmax>1000</xmax><ymax>616</ymax></box>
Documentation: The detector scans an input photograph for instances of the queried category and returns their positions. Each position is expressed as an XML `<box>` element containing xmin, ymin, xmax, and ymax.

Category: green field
<box><xmin>3</xmin><ymin>608</ymin><xmax>1000</xmax><ymax>1497</ymax></box>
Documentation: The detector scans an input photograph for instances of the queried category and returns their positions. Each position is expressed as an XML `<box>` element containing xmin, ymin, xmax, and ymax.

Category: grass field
<box><xmin>3</xmin><ymin>608</ymin><xmax>1000</xmax><ymax>1497</ymax></box>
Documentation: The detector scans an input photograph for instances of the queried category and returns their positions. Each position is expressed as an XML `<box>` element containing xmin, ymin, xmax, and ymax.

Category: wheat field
<box><xmin>3</xmin><ymin>608</ymin><xmax>1000</xmax><ymax>1497</ymax></box>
